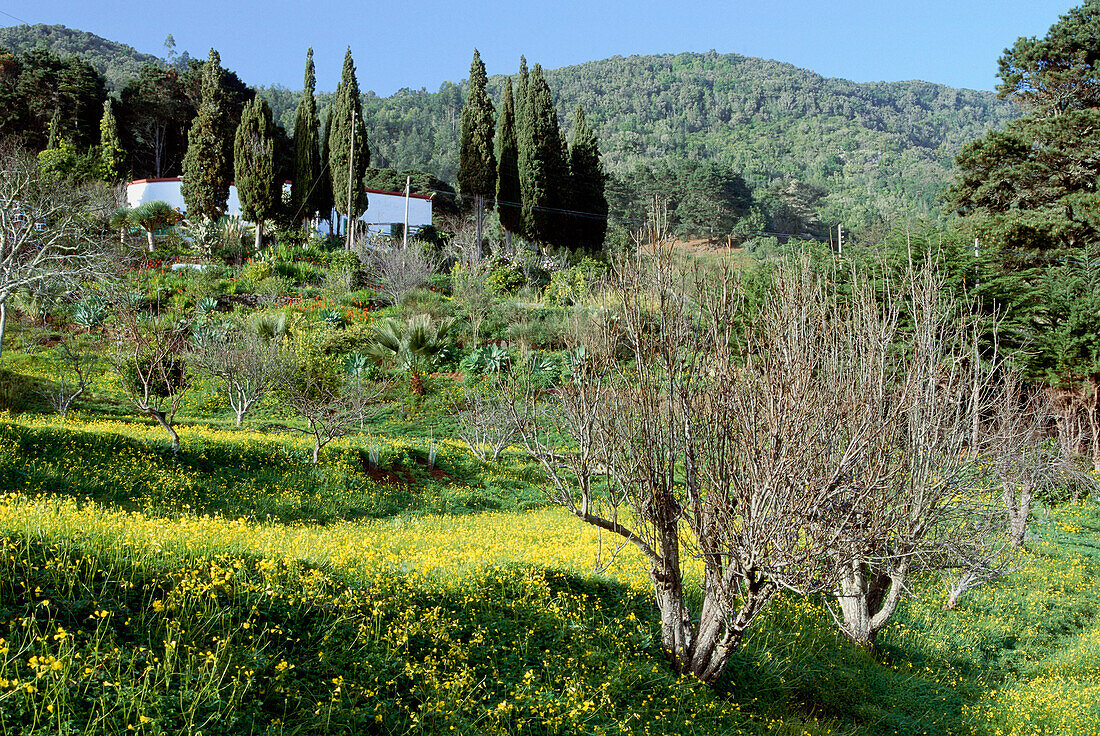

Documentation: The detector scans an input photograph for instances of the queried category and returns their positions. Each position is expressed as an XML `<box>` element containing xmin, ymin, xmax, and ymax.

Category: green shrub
<box><xmin>240</xmin><ymin>260</ymin><xmax>273</xmax><ymax>285</ymax></box>
<box><xmin>486</xmin><ymin>261</ymin><xmax>525</xmax><ymax>295</ymax></box>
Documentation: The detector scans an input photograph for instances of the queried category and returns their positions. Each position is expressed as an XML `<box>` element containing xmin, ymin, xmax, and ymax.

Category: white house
<box><xmin>125</xmin><ymin>177</ymin><xmax>433</xmax><ymax>236</ymax></box>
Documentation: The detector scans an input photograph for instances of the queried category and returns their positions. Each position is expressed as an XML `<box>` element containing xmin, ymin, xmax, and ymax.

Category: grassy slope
<box><xmin>0</xmin><ymin>408</ymin><xmax>1094</xmax><ymax>734</ymax></box>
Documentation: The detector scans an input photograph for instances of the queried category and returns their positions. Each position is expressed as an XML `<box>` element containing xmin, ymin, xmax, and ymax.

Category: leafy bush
<box><xmin>240</xmin><ymin>260</ymin><xmax>274</xmax><ymax>286</ymax></box>
<box><xmin>485</xmin><ymin>261</ymin><xmax>525</xmax><ymax>294</ymax></box>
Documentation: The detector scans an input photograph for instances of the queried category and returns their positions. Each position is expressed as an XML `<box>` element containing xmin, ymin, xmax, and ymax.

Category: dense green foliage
<box><xmin>328</xmin><ymin>48</ymin><xmax>370</xmax><ymax>229</ymax></box>
<box><xmin>457</xmin><ymin>49</ymin><xmax>496</xmax><ymax>202</ymax></box>
<box><xmin>495</xmin><ymin>78</ymin><xmax>522</xmax><ymax>236</ymax></box>
<box><xmin>567</xmin><ymin>106</ymin><xmax>607</xmax><ymax>249</ymax></box>
<box><xmin>0</xmin><ymin>23</ymin><xmax>160</xmax><ymax>90</ymax></box>
<box><xmin>518</xmin><ymin>64</ymin><xmax>569</xmax><ymax>247</ymax></box>
<box><xmin>233</xmin><ymin>97</ymin><xmax>278</xmax><ymax>245</ymax></box>
<box><xmin>180</xmin><ymin>50</ymin><xmax>233</xmax><ymax>220</ymax></box>
<box><xmin>291</xmin><ymin>48</ymin><xmax>322</xmax><ymax>224</ymax></box>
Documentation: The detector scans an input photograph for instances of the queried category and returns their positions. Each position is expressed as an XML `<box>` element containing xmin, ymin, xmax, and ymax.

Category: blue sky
<box><xmin>0</xmin><ymin>1</ymin><xmax>1081</xmax><ymax>95</ymax></box>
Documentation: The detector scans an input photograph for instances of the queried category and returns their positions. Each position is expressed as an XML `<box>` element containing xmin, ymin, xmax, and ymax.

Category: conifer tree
<box><xmin>327</xmin><ymin>48</ymin><xmax>369</xmax><ymax>247</ymax></box>
<box><xmin>181</xmin><ymin>49</ymin><xmax>232</xmax><ymax>220</ymax></box>
<box><xmin>291</xmin><ymin>48</ymin><xmax>322</xmax><ymax>225</ymax></box>
<box><xmin>234</xmin><ymin>97</ymin><xmax>278</xmax><ymax>253</ymax></box>
<box><xmin>496</xmin><ymin>77</ymin><xmax>522</xmax><ymax>240</ymax></box>
<box><xmin>568</xmin><ymin>106</ymin><xmax>607</xmax><ymax>250</ymax></box>
<box><xmin>318</xmin><ymin>107</ymin><xmax>335</xmax><ymax>234</ymax></box>
<box><xmin>98</xmin><ymin>99</ymin><xmax>125</xmax><ymax>182</ymax></box>
<box><xmin>458</xmin><ymin>49</ymin><xmax>497</xmax><ymax>244</ymax></box>
<box><xmin>519</xmin><ymin>64</ymin><xmax>568</xmax><ymax>246</ymax></box>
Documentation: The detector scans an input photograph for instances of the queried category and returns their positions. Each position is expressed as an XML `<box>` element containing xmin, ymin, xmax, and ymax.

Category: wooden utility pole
<box><xmin>345</xmin><ymin>110</ymin><xmax>356</xmax><ymax>250</ymax></box>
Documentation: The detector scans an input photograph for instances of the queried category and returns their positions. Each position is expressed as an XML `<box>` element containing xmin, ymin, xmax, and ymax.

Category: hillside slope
<box><xmin>0</xmin><ymin>23</ymin><xmax>163</xmax><ymax>90</ymax></box>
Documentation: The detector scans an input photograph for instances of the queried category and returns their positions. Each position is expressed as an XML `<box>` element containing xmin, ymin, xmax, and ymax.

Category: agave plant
<box><xmin>195</xmin><ymin>297</ymin><xmax>220</xmax><ymax>317</ymax></box>
<box><xmin>70</xmin><ymin>298</ymin><xmax>108</xmax><ymax>330</ymax></box>
<box><xmin>365</xmin><ymin>314</ymin><xmax>456</xmax><ymax>394</ymax></box>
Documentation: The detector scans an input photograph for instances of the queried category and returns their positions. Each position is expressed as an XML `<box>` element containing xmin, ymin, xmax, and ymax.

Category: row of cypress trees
<box><xmin>459</xmin><ymin>51</ymin><xmax>608</xmax><ymax>251</ymax></box>
<box><xmin>180</xmin><ymin>47</ymin><xmax>605</xmax><ymax>251</ymax></box>
<box><xmin>180</xmin><ymin>47</ymin><xmax>370</xmax><ymax>248</ymax></box>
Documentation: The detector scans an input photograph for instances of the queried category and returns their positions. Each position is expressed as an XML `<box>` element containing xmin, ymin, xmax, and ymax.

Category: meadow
<box><xmin>0</xmin><ymin>407</ymin><xmax>1096</xmax><ymax>735</ymax></box>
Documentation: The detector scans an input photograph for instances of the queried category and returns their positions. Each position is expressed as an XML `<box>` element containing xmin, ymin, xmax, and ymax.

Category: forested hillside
<box><xmin>269</xmin><ymin>52</ymin><xmax>1017</xmax><ymax>230</ymax></box>
<box><xmin>0</xmin><ymin>24</ymin><xmax>163</xmax><ymax>90</ymax></box>
<box><xmin>0</xmin><ymin>24</ymin><xmax>1017</xmax><ymax>231</ymax></box>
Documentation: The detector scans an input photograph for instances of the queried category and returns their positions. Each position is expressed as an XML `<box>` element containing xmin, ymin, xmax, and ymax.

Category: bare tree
<box><xmin>111</xmin><ymin>309</ymin><xmax>192</xmax><ymax>453</ymax></box>
<box><xmin>450</xmin><ymin>263</ymin><xmax>493</xmax><ymax>344</ymax></box>
<box><xmin>191</xmin><ymin>328</ymin><xmax>290</xmax><ymax>427</ymax></box>
<box><xmin>506</xmin><ymin>246</ymin><xmax>934</xmax><ymax>681</ymax></box>
<box><xmin>457</xmin><ymin>383</ymin><xmax>520</xmax><ymax>462</ymax></box>
<box><xmin>276</xmin><ymin>357</ymin><xmax>388</xmax><ymax>464</ymax></box>
<box><xmin>36</xmin><ymin>338</ymin><xmax>99</xmax><ymax>417</ymax></box>
<box><xmin>0</xmin><ymin>145</ymin><xmax>119</xmax><ymax>360</ymax></box>
<box><xmin>356</xmin><ymin>236</ymin><xmax>439</xmax><ymax>305</ymax></box>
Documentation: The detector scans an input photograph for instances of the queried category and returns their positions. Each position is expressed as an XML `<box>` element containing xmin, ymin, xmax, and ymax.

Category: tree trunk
<box><xmin>1086</xmin><ymin>376</ymin><xmax>1099</xmax><ymax>472</ymax></box>
<box><xmin>0</xmin><ymin>301</ymin><xmax>6</xmax><ymax>362</ymax></box>
<box><xmin>835</xmin><ymin>561</ymin><xmax>908</xmax><ymax>650</ymax></box>
<box><xmin>1004</xmin><ymin>480</ymin><xmax>1032</xmax><ymax>548</ymax></box>
<box><xmin>146</xmin><ymin>229</ymin><xmax>156</xmax><ymax>252</ymax></box>
<box><xmin>312</xmin><ymin>438</ymin><xmax>321</xmax><ymax>464</ymax></box>
<box><xmin>254</xmin><ymin>219</ymin><xmax>263</xmax><ymax>254</ymax></box>
<box><xmin>150</xmin><ymin>410</ymin><xmax>180</xmax><ymax>453</ymax></box>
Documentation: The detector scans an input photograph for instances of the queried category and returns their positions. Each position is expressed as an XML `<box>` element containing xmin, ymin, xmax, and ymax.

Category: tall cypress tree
<box><xmin>98</xmin><ymin>99</ymin><xmax>125</xmax><ymax>182</ymax></box>
<box><xmin>291</xmin><ymin>48</ymin><xmax>322</xmax><ymax>225</ymax></box>
<box><xmin>458</xmin><ymin>49</ymin><xmax>497</xmax><ymax>203</ymax></box>
<box><xmin>181</xmin><ymin>49</ymin><xmax>232</xmax><ymax>220</ymax></box>
<box><xmin>458</xmin><ymin>49</ymin><xmax>496</xmax><ymax>247</ymax></box>
<box><xmin>327</xmin><ymin>48</ymin><xmax>369</xmax><ymax>246</ymax></box>
<box><xmin>495</xmin><ymin>77</ymin><xmax>522</xmax><ymax>239</ymax></box>
<box><xmin>568</xmin><ymin>106</ymin><xmax>607</xmax><ymax>250</ymax></box>
<box><xmin>234</xmin><ymin>96</ymin><xmax>278</xmax><ymax>253</ymax></box>
<box><xmin>318</xmin><ymin>106</ymin><xmax>335</xmax><ymax>234</ymax></box>
<box><xmin>519</xmin><ymin>64</ymin><xmax>567</xmax><ymax>246</ymax></box>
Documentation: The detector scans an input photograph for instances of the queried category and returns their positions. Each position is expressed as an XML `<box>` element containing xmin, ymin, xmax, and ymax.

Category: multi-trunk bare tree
<box><xmin>191</xmin><ymin>327</ymin><xmax>291</xmax><ymax>427</ymax></box>
<box><xmin>111</xmin><ymin>308</ymin><xmax>192</xmax><ymax>453</ymax></box>
<box><xmin>504</xmin><ymin>244</ymin><xmax>1024</xmax><ymax>677</ymax></box>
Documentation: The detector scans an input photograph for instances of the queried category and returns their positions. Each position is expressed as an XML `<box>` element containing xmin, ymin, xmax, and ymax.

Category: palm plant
<box><xmin>365</xmin><ymin>314</ymin><xmax>456</xmax><ymax>394</ymax></box>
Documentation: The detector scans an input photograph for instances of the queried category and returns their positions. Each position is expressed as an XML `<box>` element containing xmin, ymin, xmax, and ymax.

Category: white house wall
<box><xmin>126</xmin><ymin>179</ymin><xmax>432</xmax><ymax>235</ymax></box>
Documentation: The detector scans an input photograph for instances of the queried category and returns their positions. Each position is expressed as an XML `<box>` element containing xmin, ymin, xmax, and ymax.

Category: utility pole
<box><xmin>345</xmin><ymin>110</ymin><xmax>356</xmax><ymax>250</ymax></box>
<box><xmin>403</xmin><ymin>175</ymin><xmax>410</xmax><ymax>250</ymax></box>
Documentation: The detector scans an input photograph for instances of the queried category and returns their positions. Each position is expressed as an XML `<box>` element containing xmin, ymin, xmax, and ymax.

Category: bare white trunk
<box><xmin>0</xmin><ymin>302</ymin><xmax>6</xmax><ymax>362</ymax></box>
<box><xmin>1004</xmin><ymin>480</ymin><xmax>1031</xmax><ymax>548</ymax></box>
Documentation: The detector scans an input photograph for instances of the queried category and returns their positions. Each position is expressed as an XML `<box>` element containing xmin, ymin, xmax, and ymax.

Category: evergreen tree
<box><xmin>568</xmin><ymin>106</ymin><xmax>607</xmax><ymax>250</ymax></box>
<box><xmin>519</xmin><ymin>64</ymin><xmax>568</xmax><ymax>246</ymax></box>
<box><xmin>98</xmin><ymin>99</ymin><xmax>125</xmax><ymax>182</ymax></box>
<box><xmin>180</xmin><ymin>49</ymin><xmax>232</xmax><ymax>221</ymax></box>
<box><xmin>291</xmin><ymin>48</ymin><xmax>322</xmax><ymax>225</ymax></box>
<box><xmin>458</xmin><ymin>49</ymin><xmax>496</xmax><ymax>205</ymax></box>
<box><xmin>234</xmin><ymin>96</ymin><xmax>279</xmax><ymax>253</ymax></box>
<box><xmin>495</xmin><ymin>77</ymin><xmax>522</xmax><ymax>238</ymax></box>
<box><xmin>318</xmin><ymin>106</ymin><xmax>335</xmax><ymax>233</ymax></box>
<box><xmin>327</xmin><ymin>48</ymin><xmax>369</xmax><ymax>246</ymax></box>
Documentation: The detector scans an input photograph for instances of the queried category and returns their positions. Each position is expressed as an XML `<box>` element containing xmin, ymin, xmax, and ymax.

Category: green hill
<box><xmin>0</xmin><ymin>23</ymin><xmax>162</xmax><ymax>90</ymax></box>
<box><xmin>0</xmin><ymin>23</ymin><xmax>1015</xmax><ymax>228</ymax></box>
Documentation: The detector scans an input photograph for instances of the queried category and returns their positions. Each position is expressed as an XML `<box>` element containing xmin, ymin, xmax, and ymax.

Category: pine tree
<box><xmin>181</xmin><ymin>49</ymin><xmax>232</xmax><ymax>220</ymax></box>
<box><xmin>519</xmin><ymin>64</ymin><xmax>568</xmax><ymax>246</ymax></box>
<box><xmin>568</xmin><ymin>106</ymin><xmax>607</xmax><ymax>250</ymax></box>
<box><xmin>98</xmin><ymin>99</ymin><xmax>125</xmax><ymax>182</ymax></box>
<box><xmin>291</xmin><ymin>48</ymin><xmax>322</xmax><ymax>225</ymax></box>
<box><xmin>328</xmin><ymin>48</ymin><xmax>370</xmax><ymax>247</ymax></box>
<box><xmin>496</xmin><ymin>77</ymin><xmax>522</xmax><ymax>239</ymax></box>
<box><xmin>234</xmin><ymin>97</ymin><xmax>278</xmax><ymax>253</ymax></box>
<box><xmin>318</xmin><ymin>107</ymin><xmax>335</xmax><ymax>234</ymax></box>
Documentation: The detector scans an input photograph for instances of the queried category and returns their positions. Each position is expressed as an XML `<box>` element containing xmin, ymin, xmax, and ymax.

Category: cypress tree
<box><xmin>98</xmin><ymin>99</ymin><xmax>125</xmax><ymax>182</ymax></box>
<box><xmin>568</xmin><ymin>106</ymin><xmax>607</xmax><ymax>250</ymax></box>
<box><xmin>327</xmin><ymin>48</ymin><xmax>369</xmax><ymax>247</ymax></box>
<box><xmin>317</xmin><ymin>107</ymin><xmax>336</xmax><ymax>234</ymax></box>
<box><xmin>234</xmin><ymin>96</ymin><xmax>278</xmax><ymax>253</ymax></box>
<box><xmin>519</xmin><ymin>64</ymin><xmax>567</xmax><ymax>246</ymax></box>
<box><xmin>291</xmin><ymin>48</ymin><xmax>322</xmax><ymax>225</ymax></box>
<box><xmin>181</xmin><ymin>49</ymin><xmax>232</xmax><ymax>220</ymax></box>
<box><xmin>495</xmin><ymin>77</ymin><xmax>522</xmax><ymax>239</ymax></box>
<box><xmin>458</xmin><ymin>49</ymin><xmax>496</xmax><ymax>247</ymax></box>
